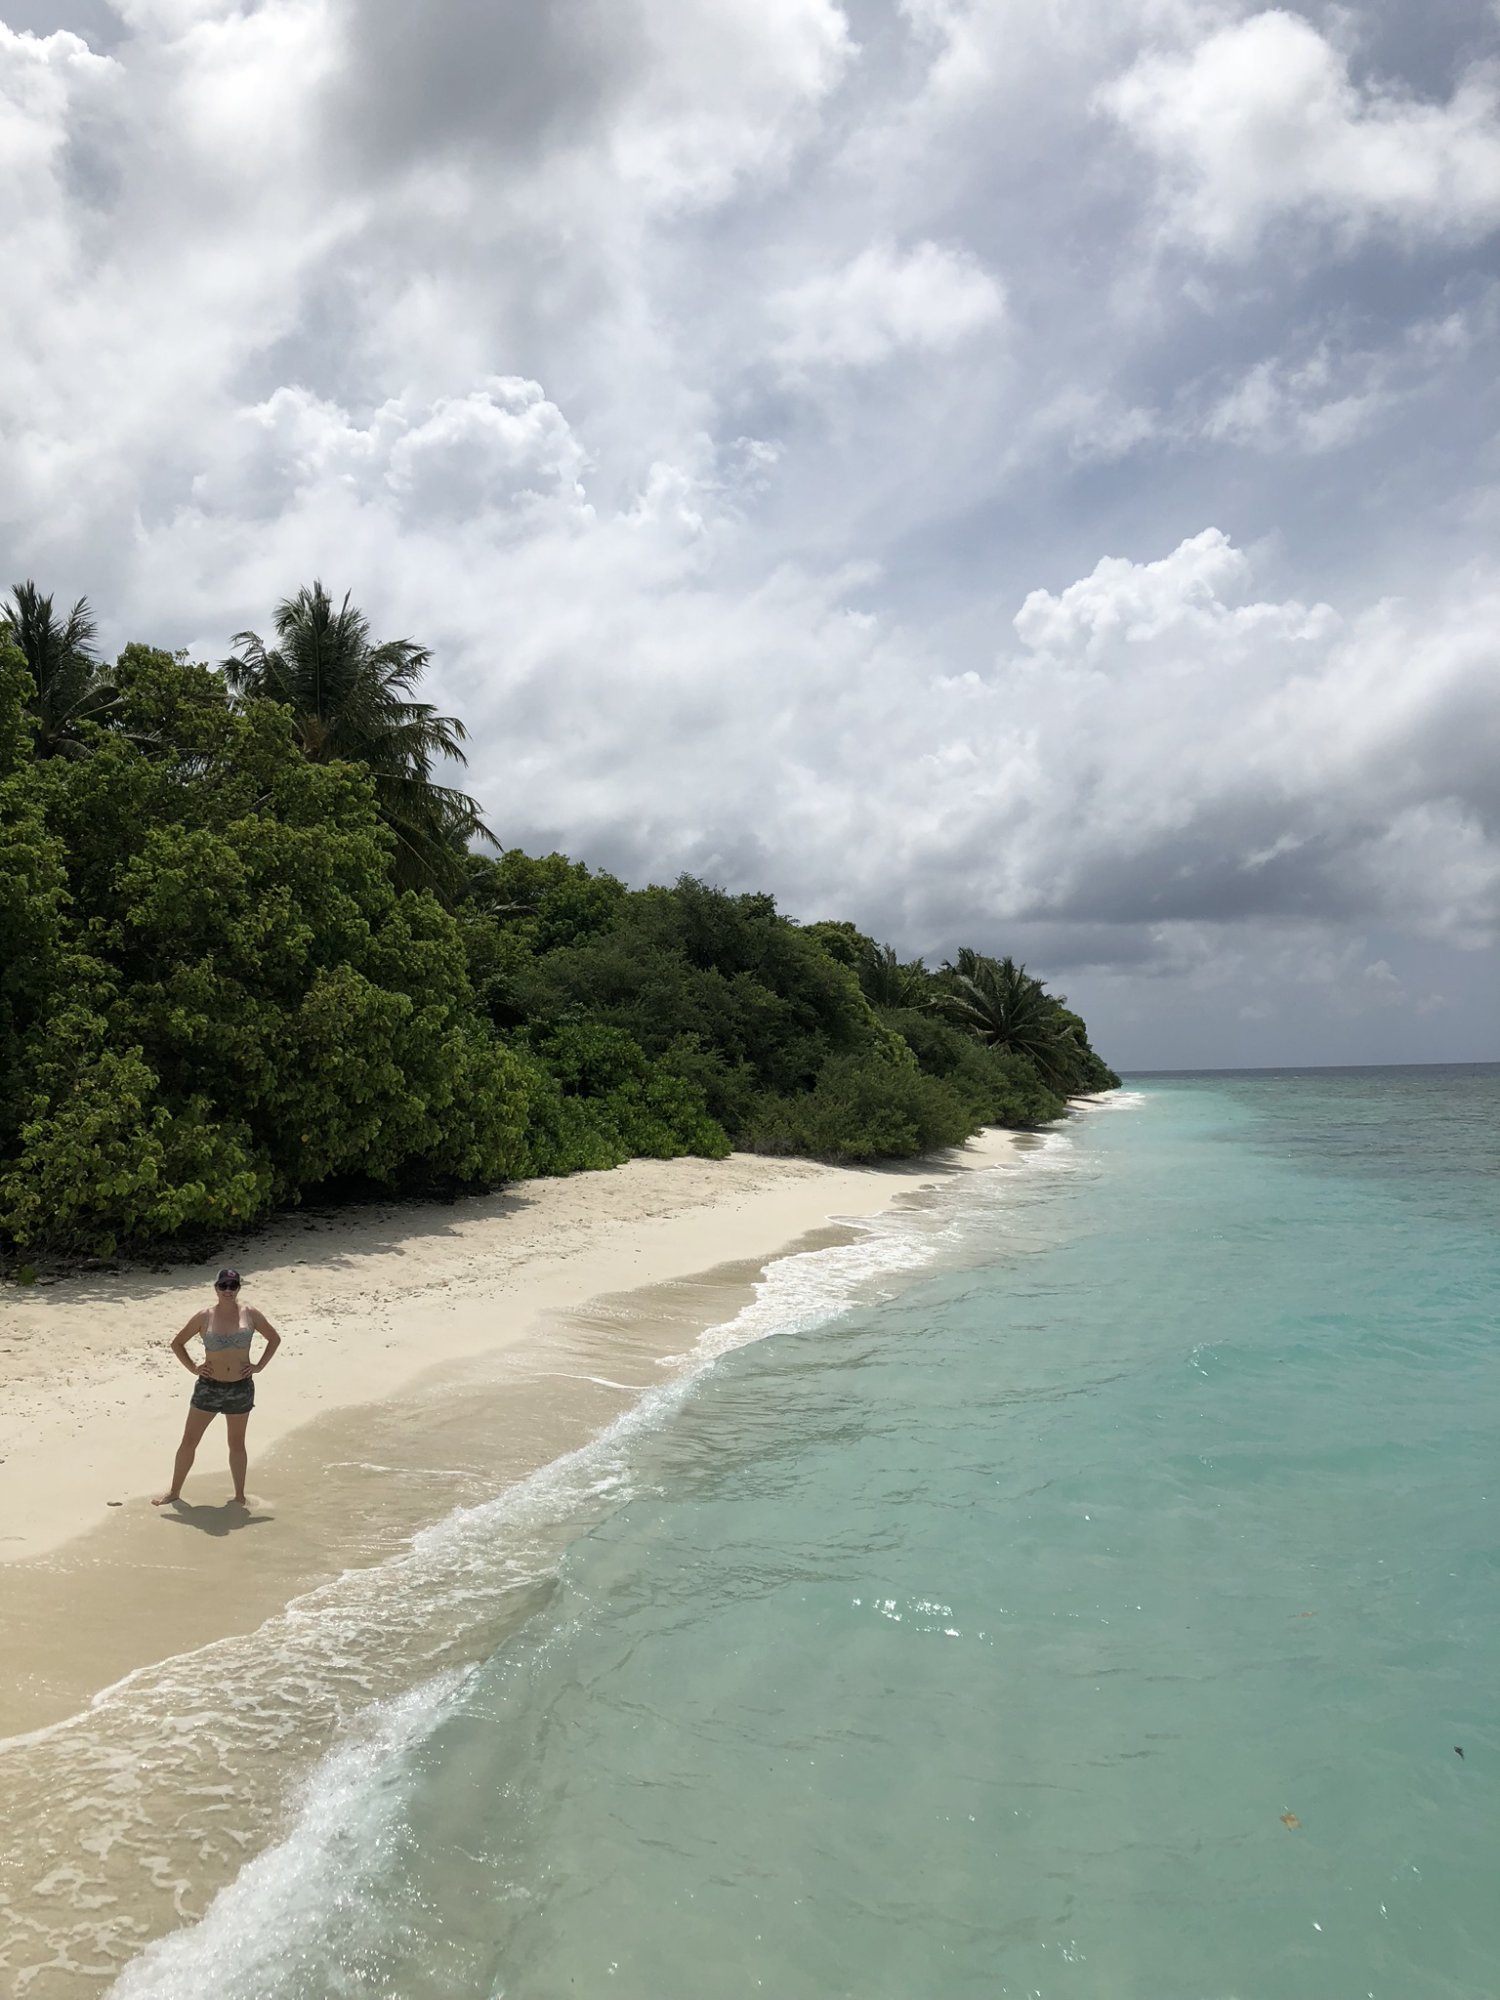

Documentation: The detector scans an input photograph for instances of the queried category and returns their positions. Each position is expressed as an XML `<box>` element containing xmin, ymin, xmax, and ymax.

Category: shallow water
<box><xmin>13</xmin><ymin>1069</ymin><xmax>1500</xmax><ymax>2000</ymax></box>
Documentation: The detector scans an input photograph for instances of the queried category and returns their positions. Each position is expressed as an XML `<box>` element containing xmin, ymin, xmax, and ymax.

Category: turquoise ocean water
<box><xmin>110</xmin><ymin>1068</ymin><xmax>1499</xmax><ymax>2000</ymax></box>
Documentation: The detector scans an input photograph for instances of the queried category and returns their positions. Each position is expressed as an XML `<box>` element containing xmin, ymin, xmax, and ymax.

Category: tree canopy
<box><xmin>0</xmin><ymin>583</ymin><xmax>1117</xmax><ymax>1265</ymax></box>
<box><xmin>2</xmin><ymin>582</ymin><xmax>119</xmax><ymax>757</ymax></box>
<box><xmin>224</xmin><ymin>582</ymin><xmax>493</xmax><ymax>899</ymax></box>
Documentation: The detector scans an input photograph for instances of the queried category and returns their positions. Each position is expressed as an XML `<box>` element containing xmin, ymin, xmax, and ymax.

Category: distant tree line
<box><xmin>0</xmin><ymin>581</ymin><xmax>1118</xmax><ymax>1263</ymax></box>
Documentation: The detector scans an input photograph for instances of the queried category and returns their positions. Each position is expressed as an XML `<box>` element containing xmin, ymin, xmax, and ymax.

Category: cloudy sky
<box><xmin>3</xmin><ymin>0</ymin><xmax>1498</xmax><ymax>1069</ymax></box>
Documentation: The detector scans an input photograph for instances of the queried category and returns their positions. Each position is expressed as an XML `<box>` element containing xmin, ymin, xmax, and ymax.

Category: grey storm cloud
<box><xmin>1</xmin><ymin>0</ymin><xmax>1497</xmax><ymax>1068</ymax></box>
<box><xmin>324</xmin><ymin>0</ymin><xmax>639</xmax><ymax>170</ymax></box>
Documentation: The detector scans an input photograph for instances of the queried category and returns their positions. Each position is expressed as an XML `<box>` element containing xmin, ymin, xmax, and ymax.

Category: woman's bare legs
<box><xmin>225</xmin><ymin>1412</ymin><xmax>250</xmax><ymax>1504</ymax></box>
<box><xmin>153</xmin><ymin>1406</ymin><xmax>216</xmax><ymax>1505</ymax></box>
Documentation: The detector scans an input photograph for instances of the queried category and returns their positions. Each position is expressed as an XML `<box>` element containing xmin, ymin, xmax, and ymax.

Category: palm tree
<box><xmin>932</xmin><ymin>949</ymin><xmax>1084</xmax><ymax>1088</ymax></box>
<box><xmin>2</xmin><ymin>582</ymin><xmax>118</xmax><ymax>756</ymax></box>
<box><xmin>862</xmin><ymin>942</ymin><xmax>930</xmax><ymax>1009</ymax></box>
<box><xmin>224</xmin><ymin>583</ymin><xmax>494</xmax><ymax>897</ymax></box>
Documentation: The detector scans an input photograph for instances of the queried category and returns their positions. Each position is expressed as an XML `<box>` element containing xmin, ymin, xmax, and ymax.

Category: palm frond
<box><xmin>223</xmin><ymin>582</ymin><xmax>492</xmax><ymax>903</ymax></box>
<box><xmin>2</xmin><ymin>580</ymin><xmax>118</xmax><ymax>755</ymax></box>
<box><xmin>930</xmin><ymin>949</ymin><xmax>1084</xmax><ymax>1089</ymax></box>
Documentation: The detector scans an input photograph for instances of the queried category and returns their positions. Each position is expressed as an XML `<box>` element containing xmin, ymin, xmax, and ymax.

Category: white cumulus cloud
<box><xmin>1101</xmin><ymin>9</ymin><xmax>1500</xmax><ymax>254</ymax></box>
<box><xmin>770</xmin><ymin>239</ymin><xmax>1004</xmax><ymax>369</ymax></box>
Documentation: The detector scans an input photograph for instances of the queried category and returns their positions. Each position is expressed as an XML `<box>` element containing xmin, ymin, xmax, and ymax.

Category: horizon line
<box><xmin>1121</xmin><ymin>1058</ymin><xmax>1499</xmax><ymax>1076</ymax></box>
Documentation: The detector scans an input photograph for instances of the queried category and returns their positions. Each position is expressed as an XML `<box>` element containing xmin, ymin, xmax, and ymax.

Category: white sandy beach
<box><xmin>0</xmin><ymin>1134</ymin><xmax>1021</xmax><ymax>1742</ymax></box>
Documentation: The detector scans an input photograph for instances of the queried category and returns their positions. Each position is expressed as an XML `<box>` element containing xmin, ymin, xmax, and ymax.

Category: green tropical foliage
<box><xmin>741</xmin><ymin>1052</ymin><xmax>974</xmax><ymax>1160</ymax></box>
<box><xmin>0</xmin><ymin>584</ymin><xmax>1116</xmax><ymax>1265</ymax></box>
<box><xmin>224</xmin><ymin>582</ymin><xmax>492</xmax><ymax>900</ymax></box>
<box><xmin>1</xmin><ymin>582</ymin><xmax>119</xmax><ymax>757</ymax></box>
<box><xmin>0</xmin><ymin>644</ymin><xmax>533</xmax><ymax>1256</ymax></box>
<box><xmin>0</xmin><ymin>641</ymin><xmax>71</xmax><ymax>1153</ymax></box>
<box><xmin>807</xmin><ymin>922</ymin><xmax>929</xmax><ymax>1009</ymax></box>
<box><xmin>880</xmin><ymin>1010</ymin><xmax>1072</xmax><ymax>1128</ymax></box>
<box><xmin>932</xmin><ymin>948</ymin><xmax>1116</xmax><ymax>1094</ymax></box>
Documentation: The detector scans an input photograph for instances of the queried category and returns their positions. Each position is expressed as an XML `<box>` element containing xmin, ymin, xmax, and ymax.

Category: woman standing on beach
<box><xmin>153</xmin><ymin>1268</ymin><xmax>281</xmax><ymax>1508</ymax></box>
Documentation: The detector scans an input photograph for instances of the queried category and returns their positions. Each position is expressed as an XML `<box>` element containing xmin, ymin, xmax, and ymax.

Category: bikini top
<box><xmin>202</xmin><ymin>1311</ymin><xmax>253</xmax><ymax>1351</ymax></box>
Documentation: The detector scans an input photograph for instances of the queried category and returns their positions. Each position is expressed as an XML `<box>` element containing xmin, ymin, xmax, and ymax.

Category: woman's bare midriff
<box><xmin>198</xmin><ymin>1351</ymin><xmax>254</xmax><ymax>1383</ymax></box>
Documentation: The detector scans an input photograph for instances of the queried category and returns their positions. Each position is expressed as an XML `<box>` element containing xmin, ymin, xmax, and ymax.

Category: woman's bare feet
<box><xmin>151</xmin><ymin>1491</ymin><xmax>181</xmax><ymax>1506</ymax></box>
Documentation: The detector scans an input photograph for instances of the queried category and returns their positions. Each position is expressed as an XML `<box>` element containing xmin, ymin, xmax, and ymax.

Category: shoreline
<box><xmin>0</xmin><ymin>1133</ymin><xmax>1023</xmax><ymax>1741</ymax></box>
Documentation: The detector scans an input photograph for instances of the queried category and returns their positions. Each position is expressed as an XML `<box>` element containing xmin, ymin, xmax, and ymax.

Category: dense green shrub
<box><xmin>882</xmin><ymin>1010</ymin><xmax>1067</xmax><ymax>1127</ymax></box>
<box><xmin>521</xmin><ymin>880</ymin><xmax>914</xmax><ymax>1134</ymax></box>
<box><xmin>516</xmin><ymin>1023</ymin><xmax>730</xmax><ymax>1174</ymax></box>
<box><xmin>741</xmin><ymin>1053</ymin><xmax>976</xmax><ymax>1162</ymax></box>
<box><xmin>0</xmin><ymin>1011</ymin><xmax>272</xmax><ymax>1257</ymax></box>
<box><xmin>0</xmin><ymin>652</ymin><xmax>536</xmax><ymax>1254</ymax></box>
<box><xmin>467</xmin><ymin>850</ymin><xmax>627</xmax><ymax>955</ymax></box>
<box><xmin>0</xmin><ymin>595</ymin><xmax>1118</xmax><ymax>1263</ymax></box>
<box><xmin>0</xmin><ymin>645</ymin><xmax>71</xmax><ymax>1153</ymax></box>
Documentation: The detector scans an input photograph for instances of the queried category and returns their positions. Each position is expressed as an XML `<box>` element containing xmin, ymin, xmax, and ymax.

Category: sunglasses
<box><xmin>216</xmin><ymin>1279</ymin><xmax>241</xmax><ymax>1291</ymax></box>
